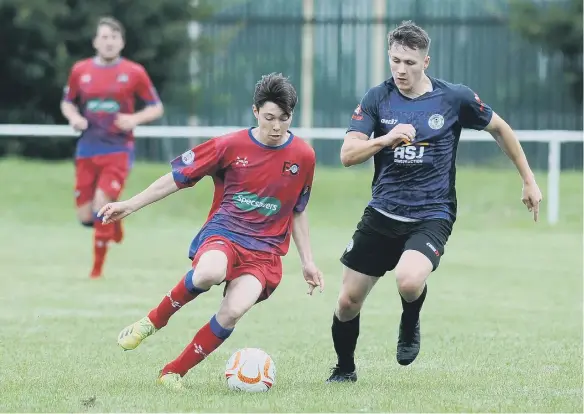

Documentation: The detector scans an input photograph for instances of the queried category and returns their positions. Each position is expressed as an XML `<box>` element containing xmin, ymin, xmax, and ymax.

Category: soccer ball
<box><xmin>225</xmin><ymin>348</ymin><xmax>275</xmax><ymax>392</ymax></box>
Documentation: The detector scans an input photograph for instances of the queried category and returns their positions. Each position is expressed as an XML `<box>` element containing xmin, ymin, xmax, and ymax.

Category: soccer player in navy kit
<box><xmin>327</xmin><ymin>21</ymin><xmax>543</xmax><ymax>382</ymax></box>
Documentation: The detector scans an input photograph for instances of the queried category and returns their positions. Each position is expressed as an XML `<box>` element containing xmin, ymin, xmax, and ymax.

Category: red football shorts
<box><xmin>191</xmin><ymin>236</ymin><xmax>283</xmax><ymax>303</ymax></box>
<box><xmin>74</xmin><ymin>152</ymin><xmax>131</xmax><ymax>206</ymax></box>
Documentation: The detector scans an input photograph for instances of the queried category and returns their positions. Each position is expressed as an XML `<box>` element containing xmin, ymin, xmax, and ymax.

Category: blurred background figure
<box><xmin>61</xmin><ymin>17</ymin><xmax>163</xmax><ymax>278</ymax></box>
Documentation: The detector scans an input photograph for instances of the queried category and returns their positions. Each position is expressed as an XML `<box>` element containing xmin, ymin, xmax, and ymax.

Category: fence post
<box><xmin>371</xmin><ymin>0</ymin><xmax>387</xmax><ymax>85</ymax></box>
<box><xmin>301</xmin><ymin>0</ymin><xmax>314</xmax><ymax>146</ymax></box>
<box><xmin>547</xmin><ymin>139</ymin><xmax>561</xmax><ymax>225</ymax></box>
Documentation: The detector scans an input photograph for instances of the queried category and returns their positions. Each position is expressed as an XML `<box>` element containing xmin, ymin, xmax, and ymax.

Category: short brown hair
<box><xmin>253</xmin><ymin>73</ymin><xmax>298</xmax><ymax>116</ymax></box>
<box><xmin>387</xmin><ymin>20</ymin><xmax>430</xmax><ymax>52</ymax></box>
<box><xmin>96</xmin><ymin>17</ymin><xmax>125</xmax><ymax>38</ymax></box>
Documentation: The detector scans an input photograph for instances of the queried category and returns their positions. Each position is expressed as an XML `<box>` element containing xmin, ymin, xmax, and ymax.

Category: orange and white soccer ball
<box><xmin>225</xmin><ymin>348</ymin><xmax>275</xmax><ymax>392</ymax></box>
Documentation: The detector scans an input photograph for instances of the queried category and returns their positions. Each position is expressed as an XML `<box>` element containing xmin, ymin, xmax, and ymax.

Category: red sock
<box><xmin>113</xmin><ymin>221</ymin><xmax>124</xmax><ymax>243</ymax></box>
<box><xmin>147</xmin><ymin>272</ymin><xmax>207</xmax><ymax>329</ymax></box>
<box><xmin>162</xmin><ymin>315</ymin><xmax>233</xmax><ymax>377</ymax></box>
<box><xmin>91</xmin><ymin>219</ymin><xmax>114</xmax><ymax>277</ymax></box>
<box><xmin>91</xmin><ymin>236</ymin><xmax>108</xmax><ymax>277</ymax></box>
<box><xmin>94</xmin><ymin>218</ymin><xmax>116</xmax><ymax>241</ymax></box>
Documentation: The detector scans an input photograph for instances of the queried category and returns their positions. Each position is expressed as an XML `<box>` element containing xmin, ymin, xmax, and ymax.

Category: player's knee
<box><xmin>93</xmin><ymin>189</ymin><xmax>114</xmax><ymax>212</ymax></box>
<box><xmin>395</xmin><ymin>268</ymin><xmax>426</xmax><ymax>296</ymax></box>
<box><xmin>337</xmin><ymin>291</ymin><xmax>364</xmax><ymax>317</ymax></box>
<box><xmin>76</xmin><ymin>205</ymin><xmax>93</xmax><ymax>223</ymax></box>
<box><xmin>192</xmin><ymin>267</ymin><xmax>225</xmax><ymax>289</ymax></box>
<box><xmin>192</xmin><ymin>250</ymin><xmax>229</xmax><ymax>288</ymax></box>
<box><xmin>216</xmin><ymin>303</ymin><xmax>247</xmax><ymax>329</ymax></box>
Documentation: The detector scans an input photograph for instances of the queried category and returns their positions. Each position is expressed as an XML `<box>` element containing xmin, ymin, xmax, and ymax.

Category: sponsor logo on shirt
<box><xmin>393</xmin><ymin>143</ymin><xmax>431</xmax><ymax>165</ymax></box>
<box><xmin>86</xmin><ymin>98</ymin><xmax>120</xmax><ymax>113</ymax></box>
<box><xmin>282</xmin><ymin>161</ymin><xmax>299</xmax><ymax>176</ymax></box>
<box><xmin>233</xmin><ymin>191</ymin><xmax>281</xmax><ymax>216</ymax></box>
<box><xmin>351</xmin><ymin>104</ymin><xmax>363</xmax><ymax>121</ymax></box>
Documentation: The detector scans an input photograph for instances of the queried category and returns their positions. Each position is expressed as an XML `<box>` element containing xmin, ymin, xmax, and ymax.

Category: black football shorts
<box><xmin>340</xmin><ymin>206</ymin><xmax>453</xmax><ymax>277</ymax></box>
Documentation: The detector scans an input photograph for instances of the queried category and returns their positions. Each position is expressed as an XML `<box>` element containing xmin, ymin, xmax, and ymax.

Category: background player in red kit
<box><xmin>98</xmin><ymin>73</ymin><xmax>324</xmax><ymax>389</ymax></box>
<box><xmin>60</xmin><ymin>17</ymin><xmax>164</xmax><ymax>278</ymax></box>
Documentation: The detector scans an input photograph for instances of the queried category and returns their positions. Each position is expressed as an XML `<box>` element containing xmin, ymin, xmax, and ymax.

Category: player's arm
<box><xmin>292</xmin><ymin>211</ymin><xmax>324</xmax><ymax>295</ymax></box>
<box><xmin>292</xmin><ymin>210</ymin><xmax>314</xmax><ymax>268</ymax></box>
<box><xmin>484</xmin><ymin>113</ymin><xmax>535</xmax><ymax>184</ymax></box>
<box><xmin>131</xmin><ymin>101</ymin><xmax>164</xmax><ymax>125</ymax></box>
<box><xmin>459</xmin><ymin>86</ymin><xmax>542</xmax><ymax>221</ymax></box>
<box><xmin>484</xmin><ymin>113</ymin><xmax>542</xmax><ymax>220</ymax></box>
<box><xmin>341</xmin><ymin>132</ymin><xmax>389</xmax><ymax>167</ymax></box>
<box><xmin>116</xmin><ymin>66</ymin><xmax>164</xmax><ymax>130</ymax></box>
<box><xmin>292</xmin><ymin>155</ymin><xmax>323</xmax><ymax>294</ymax></box>
<box><xmin>60</xmin><ymin>101</ymin><xmax>81</xmax><ymax>122</ymax></box>
<box><xmin>60</xmin><ymin>64</ymin><xmax>88</xmax><ymax>131</ymax></box>
<box><xmin>133</xmin><ymin>67</ymin><xmax>164</xmax><ymax>122</ymax></box>
<box><xmin>134</xmin><ymin>66</ymin><xmax>164</xmax><ymax>122</ymax></box>
<box><xmin>99</xmin><ymin>139</ymin><xmax>224</xmax><ymax>224</ymax></box>
<box><xmin>340</xmin><ymin>89</ymin><xmax>413</xmax><ymax>167</ymax></box>
<box><xmin>98</xmin><ymin>173</ymin><xmax>178</xmax><ymax>223</ymax></box>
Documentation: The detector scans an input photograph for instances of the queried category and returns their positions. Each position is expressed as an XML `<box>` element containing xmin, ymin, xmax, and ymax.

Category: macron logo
<box><xmin>381</xmin><ymin>118</ymin><xmax>398</xmax><ymax>125</ymax></box>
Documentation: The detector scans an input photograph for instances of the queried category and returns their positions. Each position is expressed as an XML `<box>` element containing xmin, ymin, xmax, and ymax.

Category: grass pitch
<box><xmin>0</xmin><ymin>157</ymin><xmax>582</xmax><ymax>412</ymax></box>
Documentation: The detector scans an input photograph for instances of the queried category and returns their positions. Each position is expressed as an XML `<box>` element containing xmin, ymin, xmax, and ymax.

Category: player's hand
<box><xmin>379</xmin><ymin>123</ymin><xmax>416</xmax><ymax>149</ymax></box>
<box><xmin>98</xmin><ymin>201</ymin><xmax>134</xmax><ymax>224</ymax></box>
<box><xmin>522</xmin><ymin>180</ymin><xmax>543</xmax><ymax>222</ymax></box>
<box><xmin>302</xmin><ymin>262</ymin><xmax>324</xmax><ymax>295</ymax></box>
<box><xmin>115</xmin><ymin>113</ymin><xmax>138</xmax><ymax>131</ymax></box>
<box><xmin>70</xmin><ymin>116</ymin><xmax>88</xmax><ymax>132</ymax></box>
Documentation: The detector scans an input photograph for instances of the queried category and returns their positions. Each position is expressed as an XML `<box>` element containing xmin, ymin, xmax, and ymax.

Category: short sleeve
<box><xmin>135</xmin><ymin>66</ymin><xmax>161</xmax><ymax>105</ymax></box>
<box><xmin>457</xmin><ymin>85</ymin><xmax>493</xmax><ymax>130</ymax></box>
<box><xmin>170</xmin><ymin>139</ymin><xmax>224</xmax><ymax>188</ymax></box>
<box><xmin>346</xmin><ymin>87</ymin><xmax>379</xmax><ymax>137</ymax></box>
<box><xmin>62</xmin><ymin>64</ymin><xmax>80</xmax><ymax>103</ymax></box>
<box><xmin>293</xmin><ymin>149</ymin><xmax>316</xmax><ymax>213</ymax></box>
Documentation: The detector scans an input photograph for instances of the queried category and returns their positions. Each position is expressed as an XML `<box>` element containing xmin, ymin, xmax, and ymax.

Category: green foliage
<box><xmin>508</xmin><ymin>0</ymin><xmax>583</xmax><ymax>104</ymax></box>
<box><xmin>0</xmin><ymin>0</ymin><xmax>218</xmax><ymax>122</ymax></box>
<box><xmin>0</xmin><ymin>0</ymin><xmax>216</xmax><ymax>158</ymax></box>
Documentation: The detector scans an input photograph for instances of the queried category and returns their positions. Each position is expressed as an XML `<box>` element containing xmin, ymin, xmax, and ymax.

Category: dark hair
<box><xmin>253</xmin><ymin>73</ymin><xmax>298</xmax><ymax>116</ymax></box>
<box><xmin>96</xmin><ymin>17</ymin><xmax>125</xmax><ymax>38</ymax></box>
<box><xmin>387</xmin><ymin>20</ymin><xmax>430</xmax><ymax>52</ymax></box>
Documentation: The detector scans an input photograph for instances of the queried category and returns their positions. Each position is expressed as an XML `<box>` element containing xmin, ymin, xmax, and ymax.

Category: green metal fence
<box><xmin>138</xmin><ymin>0</ymin><xmax>583</xmax><ymax>169</ymax></box>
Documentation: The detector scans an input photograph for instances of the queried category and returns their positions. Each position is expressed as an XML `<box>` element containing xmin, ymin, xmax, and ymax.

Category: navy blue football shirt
<box><xmin>347</xmin><ymin>77</ymin><xmax>493</xmax><ymax>222</ymax></box>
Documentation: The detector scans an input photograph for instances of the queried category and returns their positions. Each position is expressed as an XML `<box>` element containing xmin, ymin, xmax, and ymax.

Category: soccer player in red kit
<box><xmin>60</xmin><ymin>17</ymin><xmax>164</xmax><ymax>278</ymax></box>
<box><xmin>98</xmin><ymin>73</ymin><xmax>324</xmax><ymax>389</ymax></box>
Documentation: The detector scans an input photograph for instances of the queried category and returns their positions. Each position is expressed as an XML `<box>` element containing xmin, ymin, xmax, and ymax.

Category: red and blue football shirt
<box><xmin>63</xmin><ymin>57</ymin><xmax>161</xmax><ymax>158</ymax></box>
<box><xmin>171</xmin><ymin>128</ymin><xmax>316</xmax><ymax>258</ymax></box>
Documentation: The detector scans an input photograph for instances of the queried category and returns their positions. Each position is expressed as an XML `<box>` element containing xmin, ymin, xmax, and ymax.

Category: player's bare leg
<box><xmin>394</xmin><ymin>250</ymin><xmax>432</xmax><ymax>366</ymax></box>
<box><xmin>118</xmin><ymin>249</ymin><xmax>227</xmax><ymax>351</ymax></box>
<box><xmin>158</xmin><ymin>274</ymin><xmax>262</xmax><ymax>388</ymax></box>
<box><xmin>76</xmin><ymin>202</ymin><xmax>94</xmax><ymax>227</ymax></box>
<box><xmin>327</xmin><ymin>267</ymin><xmax>379</xmax><ymax>383</ymax></box>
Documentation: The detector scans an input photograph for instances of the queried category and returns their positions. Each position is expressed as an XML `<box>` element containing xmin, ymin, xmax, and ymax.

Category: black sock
<box><xmin>331</xmin><ymin>313</ymin><xmax>359</xmax><ymax>372</ymax></box>
<box><xmin>400</xmin><ymin>284</ymin><xmax>427</xmax><ymax>321</ymax></box>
